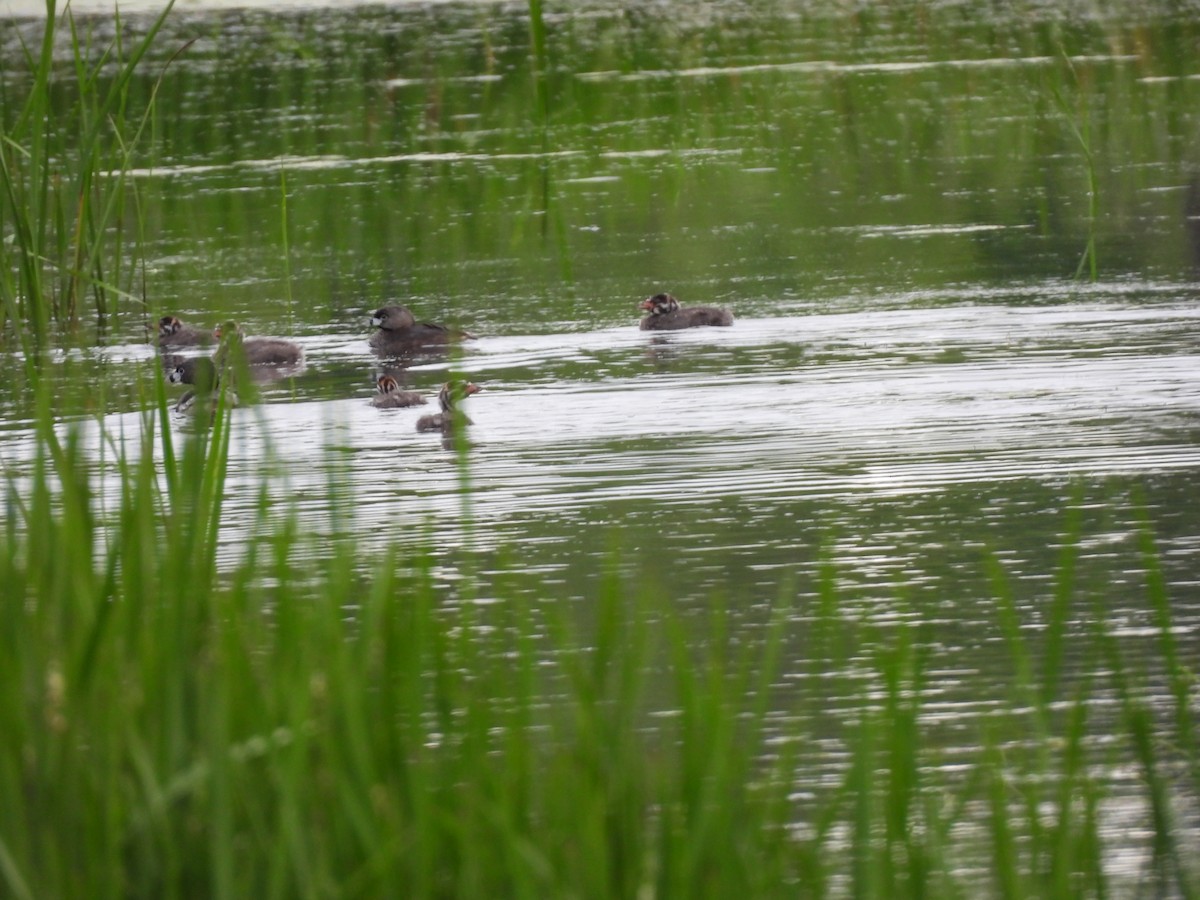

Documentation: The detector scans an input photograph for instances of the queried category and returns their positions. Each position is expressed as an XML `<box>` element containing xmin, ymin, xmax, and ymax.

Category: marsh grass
<box><xmin>6</xmin><ymin>402</ymin><xmax>1197</xmax><ymax>897</ymax></box>
<box><xmin>1050</xmin><ymin>50</ymin><xmax>1101</xmax><ymax>282</ymax></box>
<box><xmin>0</xmin><ymin>0</ymin><xmax>177</xmax><ymax>353</ymax></box>
<box><xmin>1</xmin><ymin>314</ymin><xmax>1197</xmax><ymax>891</ymax></box>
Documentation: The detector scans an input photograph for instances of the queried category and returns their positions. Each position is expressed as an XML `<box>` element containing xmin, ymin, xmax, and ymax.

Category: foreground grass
<box><xmin>0</xmin><ymin>405</ymin><xmax>1197</xmax><ymax>899</ymax></box>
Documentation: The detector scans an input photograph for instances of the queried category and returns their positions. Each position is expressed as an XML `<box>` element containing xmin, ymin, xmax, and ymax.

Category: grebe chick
<box><xmin>371</xmin><ymin>374</ymin><xmax>427</xmax><ymax>409</ymax></box>
<box><xmin>638</xmin><ymin>292</ymin><xmax>733</xmax><ymax>330</ymax></box>
<box><xmin>156</xmin><ymin>315</ymin><xmax>214</xmax><ymax>348</ymax></box>
<box><xmin>213</xmin><ymin>320</ymin><xmax>304</xmax><ymax>367</ymax></box>
<box><xmin>416</xmin><ymin>381</ymin><xmax>481</xmax><ymax>432</ymax></box>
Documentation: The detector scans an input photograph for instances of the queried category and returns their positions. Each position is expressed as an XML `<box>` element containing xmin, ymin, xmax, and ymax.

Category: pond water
<box><xmin>3</xmin><ymin>0</ymin><xmax>1200</xmax><ymax>882</ymax></box>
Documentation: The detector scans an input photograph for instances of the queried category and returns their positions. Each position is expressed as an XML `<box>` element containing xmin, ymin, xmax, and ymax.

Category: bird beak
<box><xmin>639</xmin><ymin>298</ymin><xmax>654</xmax><ymax>310</ymax></box>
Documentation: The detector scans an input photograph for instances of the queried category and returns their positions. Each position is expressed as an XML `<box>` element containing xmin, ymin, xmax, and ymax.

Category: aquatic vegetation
<box><xmin>0</xmin><ymin>0</ymin><xmax>178</xmax><ymax>353</ymax></box>
<box><xmin>0</xmin><ymin>405</ymin><xmax>1197</xmax><ymax>897</ymax></box>
<box><xmin>1045</xmin><ymin>48</ymin><xmax>1100</xmax><ymax>282</ymax></box>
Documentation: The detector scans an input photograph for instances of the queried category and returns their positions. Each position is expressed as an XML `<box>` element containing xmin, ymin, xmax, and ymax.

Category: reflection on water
<box><xmin>3</xmin><ymin>0</ymin><xmax>1200</xmax><ymax>882</ymax></box>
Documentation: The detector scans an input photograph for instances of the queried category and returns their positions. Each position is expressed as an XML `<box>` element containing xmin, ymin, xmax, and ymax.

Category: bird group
<box><xmin>157</xmin><ymin>316</ymin><xmax>305</xmax><ymax>415</ymax></box>
<box><xmin>156</xmin><ymin>291</ymin><xmax>732</xmax><ymax>433</ymax></box>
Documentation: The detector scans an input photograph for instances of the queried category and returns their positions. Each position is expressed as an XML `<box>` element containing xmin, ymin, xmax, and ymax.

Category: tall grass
<box><xmin>0</xmin><ymin>0</ymin><xmax>176</xmax><ymax>354</ymax></box>
<box><xmin>4</xmin><ymin>404</ymin><xmax>1197</xmax><ymax>897</ymax></box>
<box><xmin>0</xmin><ymin>403</ymin><xmax>786</xmax><ymax>896</ymax></box>
<box><xmin>1048</xmin><ymin>48</ymin><xmax>1100</xmax><ymax>282</ymax></box>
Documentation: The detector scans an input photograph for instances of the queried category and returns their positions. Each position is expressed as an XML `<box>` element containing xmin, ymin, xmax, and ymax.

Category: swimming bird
<box><xmin>213</xmin><ymin>320</ymin><xmax>304</xmax><ymax>368</ymax></box>
<box><xmin>369</xmin><ymin>305</ymin><xmax>476</xmax><ymax>355</ymax></box>
<box><xmin>371</xmin><ymin>374</ymin><xmax>427</xmax><ymax>409</ymax></box>
<box><xmin>638</xmin><ymin>292</ymin><xmax>733</xmax><ymax>330</ymax></box>
<box><xmin>155</xmin><ymin>315</ymin><xmax>214</xmax><ymax>348</ymax></box>
<box><xmin>167</xmin><ymin>357</ymin><xmax>238</xmax><ymax>413</ymax></box>
<box><xmin>416</xmin><ymin>381</ymin><xmax>481</xmax><ymax>432</ymax></box>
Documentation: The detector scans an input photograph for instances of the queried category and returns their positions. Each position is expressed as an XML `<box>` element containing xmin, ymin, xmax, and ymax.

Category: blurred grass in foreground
<box><xmin>0</xmin><ymin>405</ymin><xmax>1197</xmax><ymax>898</ymax></box>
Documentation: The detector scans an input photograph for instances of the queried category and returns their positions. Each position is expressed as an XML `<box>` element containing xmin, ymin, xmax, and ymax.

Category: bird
<box><xmin>155</xmin><ymin>315</ymin><xmax>214</xmax><ymax>348</ymax></box>
<box><xmin>167</xmin><ymin>357</ymin><xmax>238</xmax><ymax>413</ymax></box>
<box><xmin>638</xmin><ymin>292</ymin><xmax>733</xmax><ymax>330</ymax></box>
<box><xmin>212</xmin><ymin>320</ymin><xmax>304</xmax><ymax>368</ymax></box>
<box><xmin>370</xmin><ymin>374</ymin><xmax>427</xmax><ymax>409</ymax></box>
<box><xmin>369</xmin><ymin>305</ymin><xmax>476</xmax><ymax>355</ymax></box>
<box><xmin>416</xmin><ymin>381</ymin><xmax>480</xmax><ymax>432</ymax></box>
<box><xmin>168</xmin><ymin>356</ymin><xmax>216</xmax><ymax>387</ymax></box>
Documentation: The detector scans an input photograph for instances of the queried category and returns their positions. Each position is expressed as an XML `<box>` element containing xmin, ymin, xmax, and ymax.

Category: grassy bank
<box><xmin>1</xmin><ymin>407</ymin><xmax>1198</xmax><ymax>898</ymax></box>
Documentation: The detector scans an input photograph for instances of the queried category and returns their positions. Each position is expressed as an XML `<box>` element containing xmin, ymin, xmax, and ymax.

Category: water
<box><xmin>3</xmin><ymin>0</ymin><xmax>1200</xmax><ymax>883</ymax></box>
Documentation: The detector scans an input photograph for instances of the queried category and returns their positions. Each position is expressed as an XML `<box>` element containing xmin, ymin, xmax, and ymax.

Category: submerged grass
<box><xmin>3</xmin><ymin>407</ymin><xmax>1197</xmax><ymax>898</ymax></box>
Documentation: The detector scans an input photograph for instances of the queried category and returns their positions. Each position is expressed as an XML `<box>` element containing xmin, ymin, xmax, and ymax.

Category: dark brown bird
<box><xmin>213</xmin><ymin>320</ymin><xmax>304</xmax><ymax>368</ymax></box>
<box><xmin>369</xmin><ymin>305</ymin><xmax>476</xmax><ymax>355</ymax></box>
<box><xmin>168</xmin><ymin>356</ymin><xmax>217</xmax><ymax>388</ymax></box>
<box><xmin>638</xmin><ymin>293</ymin><xmax>733</xmax><ymax>330</ymax></box>
<box><xmin>416</xmin><ymin>381</ymin><xmax>481</xmax><ymax>432</ymax></box>
<box><xmin>167</xmin><ymin>357</ymin><xmax>238</xmax><ymax>413</ymax></box>
<box><xmin>371</xmin><ymin>374</ymin><xmax>427</xmax><ymax>409</ymax></box>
